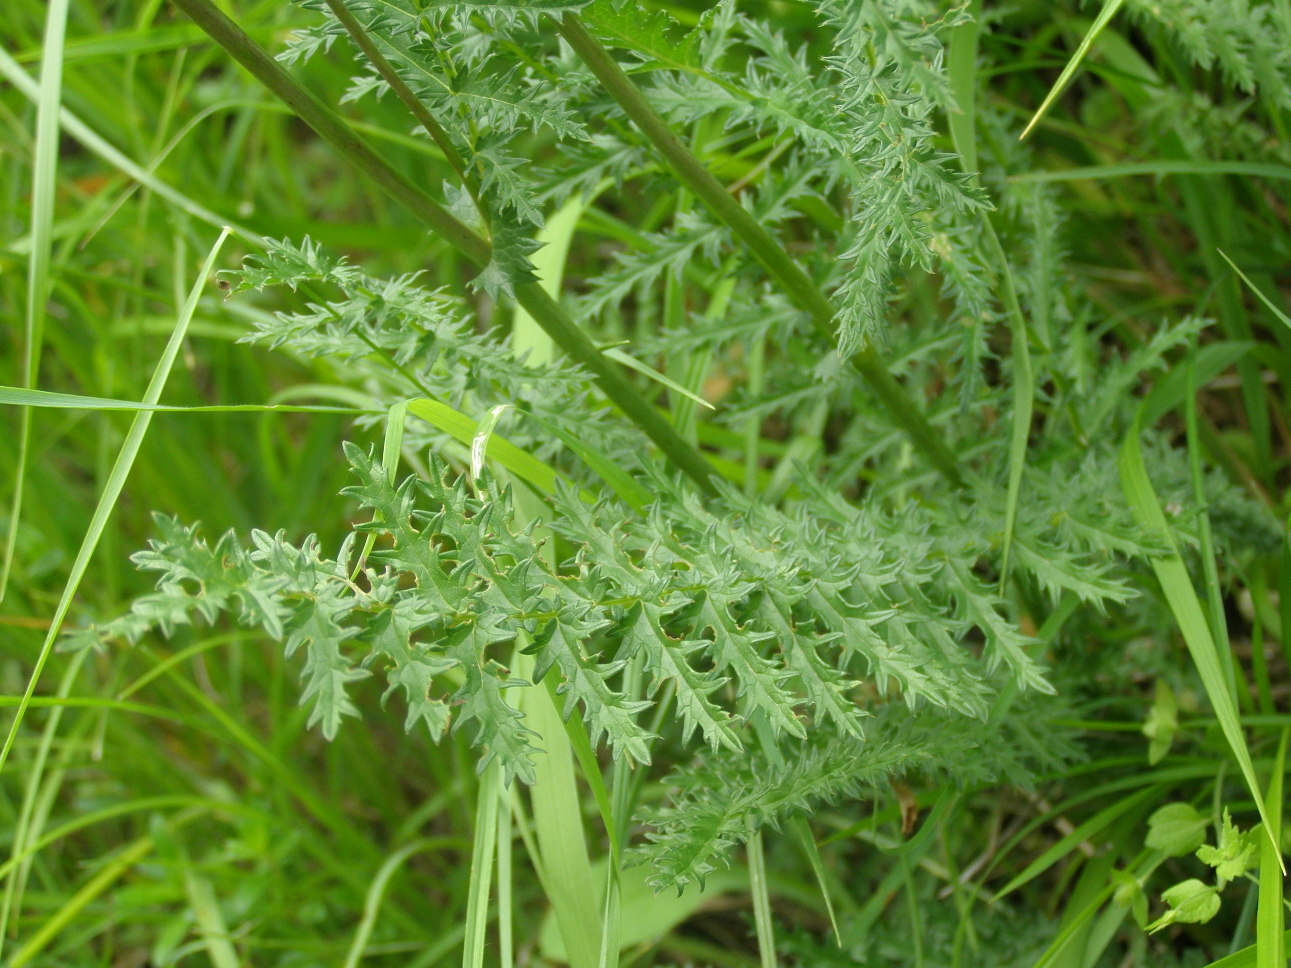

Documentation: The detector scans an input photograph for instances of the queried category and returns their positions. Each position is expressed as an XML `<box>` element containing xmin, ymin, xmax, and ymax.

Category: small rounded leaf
<box><xmin>1146</xmin><ymin>803</ymin><xmax>1208</xmax><ymax>856</ymax></box>
<box><xmin>1147</xmin><ymin>878</ymin><xmax>1221</xmax><ymax>933</ymax></box>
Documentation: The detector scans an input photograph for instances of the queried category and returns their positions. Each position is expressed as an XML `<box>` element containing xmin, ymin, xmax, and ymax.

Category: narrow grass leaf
<box><xmin>946</xmin><ymin>0</ymin><xmax>983</xmax><ymax>173</ymax></box>
<box><xmin>604</xmin><ymin>348</ymin><xmax>715</xmax><ymax>410</ymax></box>
<box><xmin>463</xmin><ymin>761</ymin><xmax>501</xmax><ymax>968</ymax></box>
<box><xmin>879</xmin><ymin>789</ymin><xmax>957</xmax><ymax>858</ymax></box>
<box><xmin>1029</xmin><ymin>884</ymin><xmax>1117</xmax><ymax>968</ymax></box>
<box><xmin>747</xmin><ymin>826</ymin><xmax>777</xmax><ymax>968</ymax></box>
<box><xmin>9</xmin><ymin>836</ymin><xmax>155</xmax><ymax>967</ymax></box>
<box><xmin>0</xmin><ymin>227</ymin><xmax>231</xmax><ymax>778</ymax></box>
<box><xmin>516</xmin><ymin>651</ymin><xmax>602</xmax><ymax>968</ymax></box>
<box><xmin>1218</xmin><ymin>249</ymin><xmax>1291</xmax><ymax>332</ymax></box>
<box><xmin>1010</xmin><ymin>161</ymin><xmax>1291</xmax><ymax>183</ymax></box>
<box><xmin>0</xmin><ymin>797</ymin><xmax>209</xmax><ymax>883</ymax></box>
<box><xmin>513</xmin><ymin>191</ymin><xmax>593</xmax><ymax>367</ymax></box>
<box><xmin>532</xmin><ymin>414</ymin><xmax>654</xmax><ymax>510</ymax></box>
<box><xmin>499</xmin><ymin>789</ymin><xmax>515</xmax><ymax>968</ymax></box>
<box><xmin>0</xmin><ymin>385</ymin><xmax>371</xmax><ymax>413</ymax></box>
<box><xmin>2</xmin><ymin>0</ymin><xmax>71</xmax><ymax>603</ymax></box>
<box><xmin>992</xmin><ymin>786</ymin><xmax>1159</xmax><ymax>900</ymax></box>
<box><xmin>1141</xmin><ymin>341</ymin><xmax>1254</xmax><ymax>426</ymax></box>
<box><xmin>1256</xmin><ymin>728</ymin><xmax>1287</xmax><ymax>968</ymax></box>
<box><xmin>1185</xmin><ymin>342</ymin><xmax>1237</xmax><ymax>698</ymax></box>
<box><xmin>791</xmin><ymin>815</ymin><xmax>841</xmax><ymax>945</ymax></box>
<box><xmin>985</xmin><ymin>220</ymin><xmax>1033</xmax><ymax>587</ymax></box>
<box><xmin>1020</xmin><ymin>0</ymin><xmax>1127</xmax><ymax>140</ymax></box>
<box><xmin>1204</xmin><ymin>932</ymin><xmax>1291</xmax><ymax>968</ymax></box>
<box><xmin>183</xmin><ymin>868</ymin><xmax>241</xmax><ymax>968</ymax></box>
<box><xmin>1119</xmin><ymin>414</ymin><xmax>1283</xmax><ymax>871</ymax></box>
<box><xmin>0</xmin><ymin>650</ymin><xmax>87</xmax><ymax>959</ymax></box>
<box><xmin>0</xmin><ymin>47</ymin><xmax>253</xmax><ymax>238</ymax></box>
<box><xmin>342</xmin><ymin>840</ymin><xmax>435</xmax><ymax>968</ymax></box>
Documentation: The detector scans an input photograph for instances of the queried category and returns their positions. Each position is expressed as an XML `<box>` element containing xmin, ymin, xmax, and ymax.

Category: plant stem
<box><xmin>321</xmin><ymin>0</ymin><xmax>480</xmax><ymax>202</ymax></box>
<box><xmin>170</xmin><ymin>0</ymin><xmax>720</xmax><ymax>495</ymax></box>
<box><xmin>558</xmin><ymin>14</ymin><xmax>964</xmax><ymax>488</ymax></box>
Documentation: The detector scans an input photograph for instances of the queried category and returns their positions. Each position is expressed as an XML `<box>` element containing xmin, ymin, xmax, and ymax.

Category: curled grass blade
<box><xmin>0</xmin><ymin>227</ymin><xmax>231</xmax><ymax>778</ymax></box>
<box><xmin>405</xmin><ymin>398</ymin><xmax>569</xmax><ymax>497</ymax></box>
<box><xmin>471</xmin><ymin>404</ymin><xmax>514</xmax><ymax>490</ymax></box>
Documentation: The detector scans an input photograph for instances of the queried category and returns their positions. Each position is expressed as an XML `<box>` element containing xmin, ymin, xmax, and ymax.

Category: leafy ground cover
<box><xmin>2</xmin><ymin>0</ymin><xmax>1290</xmax><ymax>965</ymax></box>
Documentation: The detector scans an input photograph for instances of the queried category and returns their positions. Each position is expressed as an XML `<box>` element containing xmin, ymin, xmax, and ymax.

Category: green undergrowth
<box><xmin>1</xmin><ymin>0</ymin><xmax>1290</xmax><ymax>966</ymax></box>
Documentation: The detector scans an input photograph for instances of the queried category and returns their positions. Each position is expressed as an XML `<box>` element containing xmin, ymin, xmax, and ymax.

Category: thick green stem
<box><xmin>321</xmin><ymin>0</ymin><xmax>479</xmax><ymax>200</ymax></box>
<box><xmin>170</xmin><ymin>0</ymin><xmax>719</xmax><ymax>495</ymax></box>
<box><xmin>558</xmin><ymin>14</ymin><xmax>964</xmax><ymax>488</ymax></box>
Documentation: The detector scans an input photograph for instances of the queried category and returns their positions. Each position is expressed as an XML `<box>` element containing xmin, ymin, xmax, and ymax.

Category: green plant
<box><xmin>4</xmin><ymin>0</ymin><xmax>1290</xmax><ymax>965</ymax></box>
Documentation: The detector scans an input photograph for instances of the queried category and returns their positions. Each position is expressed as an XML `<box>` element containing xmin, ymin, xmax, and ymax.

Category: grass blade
<box><xmin>1218</xmin><ymin>249</ymin><xmax>1291</xmax><ymax>332</ymax></box>
<box><xmin>0</xmin><ymin>385</ymin><xmax>370</xmax><ymax>413</ymax></box>
<box><xmin>1119</xmin><ymin>412</ymin><xmax>1283</xmax><ymax>872</ymax></box>
<box><xmin>463</xmin><ymin>761</ymin><xmax>501</xmax><ymax>968</ymax></box>
<box><xmin>342</xmin><ymin>840</ymin><xmax>435</xmax><ymax>968</ymax></box>
<box><xmin>747</xmin><ymin>826</ymin><xmax>777</xmax><ymax>968</ymax></box>
<box><xmin>791</xmin><ymin>816</ymin><xmax>841</xmax><ymax>945</ymax></box>
<box><xmin>0</xmin><ymin>227</ymin><xmax>231</xmax><ymax>778</ymax></box>
<box><xmin>183</xmin><ymin>868</ymin><xmax>242</xmax><ymax>968</ymax></box>
<box><xmin>1020</xmin><ymin>0</ymin><xmax>1127</xmax><ymax>140</ymax></box>
<box><xmin>8</xmin><ymin>836</ymin><xmax>155</xmax><ymax>967</ymax></box>
<box><xmin>1256</xmin><ymin>729</ymin><xmax>1287</xmax><ymax>968</ymax></box>
<box><xmin>0</xmin><ymin>650</ymin><xmax>88</xmax><ymax>961</ymax></box>
<box><xmin>946</xmin><ymin>0</ymin><xmax>982</xmax><ymax>174</ymax></box>
<box><xmin>0</xmin><ymin>46</ymin><xmax>253</xmax><ymax>238</ymax></box>
<box><xmin>515</xmin><ymin>651</ymin><xmax>602</xmax><ymax>968</ymax></box>
<box><xmin>405</xmin><ymin>398</ymin><xmax>569</xmax><ymax>497</ymax></box>
<box><xmin>991</xmin><ymin>786</ymin><xmax>1159</xmax><ymax>900</ymax></box>
<box><xmin>604</xmin><ymin>347</ymin><xmax>715</xmax><ymax>411</ymax></box>
<box><xmin>2</xmin><ymin>0</ymin><xmax>71</xmax><ymax>603</ymax></box>
<box><xmin>1010</xmin><ymin>161</ymin><xmax>1291</xmax><ymax>183</ymax></box>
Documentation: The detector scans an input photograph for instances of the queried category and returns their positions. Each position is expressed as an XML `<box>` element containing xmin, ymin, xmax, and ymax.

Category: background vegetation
<box><xmin>2</xmin><ymin>0</ymin><xmax>1290</xmax><ymax>966</ymax></box>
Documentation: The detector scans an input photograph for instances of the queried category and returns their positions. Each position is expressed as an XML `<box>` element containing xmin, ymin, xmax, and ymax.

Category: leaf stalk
<box><xmin>558</xmin><ymin>14</ymin><xmax>964</xmax><ymax>488</ymax></box>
